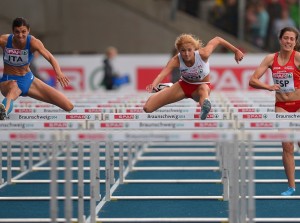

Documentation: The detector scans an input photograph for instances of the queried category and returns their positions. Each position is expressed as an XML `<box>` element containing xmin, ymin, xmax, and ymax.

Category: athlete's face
<box><xmin>280</xmin><ymin>31</ymin><xmax>297</xmax><ymax>51</ymax></box>
<box><xmin>13</xmin><ymin>25</ymin><xmax>29</xmax><ymax>45</ymax></box>
<box><xmin>179</xmin><ymin>43</ymin><xmax>195</xmax><ymax>62</ymax></box>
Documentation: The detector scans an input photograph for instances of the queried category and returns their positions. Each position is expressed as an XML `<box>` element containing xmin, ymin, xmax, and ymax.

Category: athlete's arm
<box><xmin>30</xmin><ymin>36</ymin><xmax>70</xmax><ymax>88</ymax></box>
<box><xmin>0</xmin><ymin>34</ymin><xmax>9</xmax><ymax>49</ymax></box>
<box><xmin>146</xmin><ymin>56</ymin><xmax>178</xmax><ymax>92</ymax></box>
<box><xmin>200</xmin><ymin>36</ymin><xmax>244</xmax><ymax>63</ymax></box>
<box><xmin>249</xmin><ymin>54</ymin><xmax>280</xmax><ymax>91</ymax></box>
<box><xmin>294</xmin><ymin>51</ymin><xmax>300</xmax><ymax>69</ymax></box>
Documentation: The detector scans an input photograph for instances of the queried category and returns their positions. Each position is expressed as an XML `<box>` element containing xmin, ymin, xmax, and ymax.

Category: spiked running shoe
<box><xmin>281</xmin><ymin>187</ymin><xmax>296</xmax><ymax>196</ymax></box>
<box><xmin>200</xmin><ymin>98</ymin><xmax>211</xmax><ymax>120</ymax></box>
<box><xmin>152</xmin><ymin>83</ymin><xmax>173</xmax><ymax>93</ymax></box>
<box><xmin>0</xmin><ymin>103</ymin><xmax>6</xmax><ymax>120</ymax></box>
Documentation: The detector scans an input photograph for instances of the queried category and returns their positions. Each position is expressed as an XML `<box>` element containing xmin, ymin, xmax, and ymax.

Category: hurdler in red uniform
<box><xmin>249</xmin><ymin>26</ymin><xmax>300</xmax><ymax>196</ymax></box>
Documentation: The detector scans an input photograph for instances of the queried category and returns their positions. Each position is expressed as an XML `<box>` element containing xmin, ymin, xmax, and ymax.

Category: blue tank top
<box><xmin>3</xmin><ymin>34</ymin><xmax>33</xmax><ymax>67</ymax></box>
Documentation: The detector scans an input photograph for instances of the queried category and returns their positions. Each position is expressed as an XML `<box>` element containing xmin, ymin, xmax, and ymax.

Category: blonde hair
<box><xmin>175</xmin><ymin>34</ymin><xmax>203</xmax><ymax>51</ymax></box>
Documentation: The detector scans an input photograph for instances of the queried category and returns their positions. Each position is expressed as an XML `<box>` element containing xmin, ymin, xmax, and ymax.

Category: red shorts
<box><xmin>178</xmin><ymin>79</ymin><xmax>211</xmax><ymax>98</ymax></box>
<box><xmin>275</xmin><ymin>100</ymin><xmax>300</xmax><ymax>112</ymax></box>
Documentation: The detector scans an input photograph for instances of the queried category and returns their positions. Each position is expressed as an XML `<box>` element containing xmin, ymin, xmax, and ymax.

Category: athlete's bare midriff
<box><xmin>3</xmin><ymin>63</ymin><xmax>30</xmax><ymax>76</ymax></box>
<box><xmin>276</xmin><ymin>88</ymin><xmax>300</xmax><ymax>102</ymax></box>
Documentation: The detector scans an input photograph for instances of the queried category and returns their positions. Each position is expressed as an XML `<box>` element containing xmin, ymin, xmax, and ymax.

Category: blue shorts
<box><xmin>0</xmin><ymin>72</ymin><xmax>34</xmax><ymax>96</ymax></box>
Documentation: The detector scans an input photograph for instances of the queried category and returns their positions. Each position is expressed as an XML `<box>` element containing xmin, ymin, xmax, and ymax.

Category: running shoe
<box><xmin>281</xmin><ymin>187</ymin><xmax>296</xmax><ymax>196</ymax></box>
<box><xmin>0</xmin><ymin>103</ymin><xmax>6</xmax><ymax>120</ymax></box>
<box><xmin>152</xmin><ymin>83</ymin><xmax>173</xmax><ymax>93</ymax></box>
<box><xmin>200</xmin><ymin>98</ymin><xmax>211</xmax><ymax>120</ymax></box>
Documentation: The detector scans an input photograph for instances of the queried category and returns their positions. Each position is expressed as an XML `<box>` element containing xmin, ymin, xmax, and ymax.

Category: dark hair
<box><xmin>12</xmin><ymin>17</ymin><xmax>30</xmax><ymax>30</ymax></box>
<box><xmin>279</xmin><ymin>27</ymin><xmax>300</xmax><ymax>51</ymax></box>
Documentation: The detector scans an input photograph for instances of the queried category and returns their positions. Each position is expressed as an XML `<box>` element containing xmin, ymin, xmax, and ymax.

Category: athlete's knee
<box><xmin>143</xmin><ymin>104</ymin><xmax>154</xmax><ymax>113</ymax></box>
<box><xmin>64</xmin><ymin>101</ymin><xmax>74</xmax><ymax>112</ymax></box>
<box><xmin>6</xmin><ymin>81</ymin><xmax>21</xmax><ymax>96</ymax></box>
<box><xmin>7</xmin><ymin>80</ymin><xmax>18</xmax><ymax>89</ymax></box>
<box><xmin>143</xmin><ymin>105</ymin><xmax>150</xmax><ymax>113</ymax></box>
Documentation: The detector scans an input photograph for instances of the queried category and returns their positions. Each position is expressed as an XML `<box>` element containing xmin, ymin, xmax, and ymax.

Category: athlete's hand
<box><xmin>146</xmin><ymin>84</ymin><xmax>157</xmax><ymax>93</ymax></box>
<box><xmin>268</xmin><ymin>84</ymin><xmax>280</xmax><ymax>91</ymax></box>
<box><xmin>234</xmin><ymin>50</ymin><xmax>244</xmax><ymax>64</ymax></box>
<box><xmin>56</xmin><ymin>72</ymin><xmax>70</xmax><ymax>88</ymax></box>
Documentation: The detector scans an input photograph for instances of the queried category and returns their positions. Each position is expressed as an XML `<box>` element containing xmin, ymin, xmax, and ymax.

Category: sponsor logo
<box><xmin>242</xmin><ymin>114</ymin><xmax>263</xmax><ymax>119</ymax></box>
<box><xmin>194</xmin><ymin>122</ymin><xmax>218</xmax><ymax>127</ymax></box>
<box><xmin>15</xmin><ymin>109</ymin><xmax>33</xmax><ymax>113</ymax></box>
<box><xmin>5</xmin><ymin>48</ymin><xmax>22</xmax><ymax>55</ymax></box>
<box><xmin>233</xmin><ymin>104</ymin><xmax>251</xmax><ymax>107</ymax></box>
<box><xmin>35</xmin><ymin>104</ymin><xmax>53</xmax><ymax>108</ymax></box>
<box><xmin>250</xmin><ymin>122</ymin><xmax>273</xmax><ymax>127</ymax></box>
<box><xmin>147</xmin><ymin>114</ymin><xmax>184</xmax><ymax>119</ymax></box>
<box><xmin>84</xmin><ymin>108</ymin><xmax>103</xmax><ymax>113</ymax></box>
<box><xmin>66</xmin><ymin>114</ymin><xmax>92</xmax><ymax>119</ymax></box>
<box><xmin>97</xmin><ymin>104</ymin><xmax>113</xmax><ymax>107</ymax></box>
<box><xmin>18</xmin><ymin>114</ymin><xmax>58</xmax><ymax>120</ymax></box>
<box><xmin>44</xmin><ymin>122</ymin><xmax>68</xmax><ymax>128</ymax></box>
<box><xmin>259</xmin><ymin>133</ymin><xmax>291</xmax><ymax>140</ymax></box>
<box><xmin>238</xmin><ymin>108</ymin><xmax>255</xmax><ymax>112</ymax></box>
<box><xmin>126</xmin><ymin>109</ymin><xmax>144</xmax><ymax>113</ymax></box>
<box><xmin>100</xmin><ymin>123</ymin><xmax>124</xmax><ymax>128</ymax></box>
<box><xmin>114</xmin><ymin>114</ymin><xmax>135</xmax><ymax>119</ymax></box>
<box><xmin>289</xmin><ymin>122</ymin><xmax>300</xmax><ymax>127</ymax></box>
<box><xmin>276</xmin><ymin>113</ymin><xmax>300</xmax><ymax>119</ymax></box>
<box><xmin>192</xmin><ymin>133</ymin><xmax>221</xmax><ymax>140</ymax></box>
<box><xmin>273</xmin><ymin>73</ymin><xmax>290</xmax><ymax>78</ymax></box>
<box><xmin>78</xmin><ymin>133</ymin><xmax>106</xmax><ymax>140</ymax></box>
<box><xmin>10</xmin><ymin>133</ymin><xmax>38</xmax><ymax>140</ymax></box>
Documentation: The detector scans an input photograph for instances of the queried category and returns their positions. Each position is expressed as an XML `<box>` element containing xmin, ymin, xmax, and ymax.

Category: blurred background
<box><xmin>0</xmin><ymin>0</ymin><xmax>298</xmax><ymax>92</ymax></box>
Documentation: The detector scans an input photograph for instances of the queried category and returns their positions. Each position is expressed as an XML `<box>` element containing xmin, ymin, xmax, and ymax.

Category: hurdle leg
<box><xmin>109</xmin><ymin>142</ymin><xmax>115</xmax><ymax>185</ymax></box>
<box><xmin>119</xmin><ymin>142</ymin><xmax>124</xmax><ymax>184</ymax></box>
<box><xmin>105</xmin><ymin>141</ymin><xmax>111</xmax><ymax>201</ymax></box>
<box><xmin>127</xmin><ymin>142</ymin><xmax>133</xmax><ymax>171</ymax></box>
<box><xmin>228</xmin><ymin>141</ymin><xmax>240</xmax><ymax>223</ymax></box>
<box><xmin>78</xmin><ymin>142</ymin><xmax>86</xmax><ymax>223</ymax></box>
<box><xmin>221</xmin><ymin>142</ymin><xmax>229</xmax><ymax>201</ymax></box>
<box><xmin>90</xmin><ymin>142</ymin><xmax>97</xmax><ymax>223</ymax></box>
<box><xmin>50</xmin><ymin>141</ymin><xmax>58</xmax><ymax>223</ymax></box>
<box><xmin>65</xmin><ymin>141</ymin><xmax>73</xmax><ymax>223</ymax></box>
<box><xmin>247</xmin><ymin>134</ymin><xmax>255</xmax><ymax>223</ymax></box>
<box><xmin>0</xmin><ymin>143</ymin><xmax>3</xmax><ymax>185</ymax></box>
<box><xmin>20</xmin><ymin>142</ymin><xmax>27</xmax><ymax>172</ymax></box>
<box><xmin>94</xmin><ymin>142</ymin><xmax>101</xmax><ymax>201</ymax></box>
<box><xmin>239</xmin><ymin>140</ymin><xmax>247</xmax><ymax>223</ymax></box>
<box><xmin>28</xmin><ymin>142</ymin><xmax>33</xmax><ymax>171</ymax></box>
<box><xmin>7</xmin><ymin>142</ymin><xmax>12</xmax><ymax>184</ymax></box>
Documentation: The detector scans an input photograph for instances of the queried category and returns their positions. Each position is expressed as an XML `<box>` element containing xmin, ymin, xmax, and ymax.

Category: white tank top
<box><xmin>178</xmin><ymin>51</ymin><xmax>210</xmax><ymax>83</ymax></box>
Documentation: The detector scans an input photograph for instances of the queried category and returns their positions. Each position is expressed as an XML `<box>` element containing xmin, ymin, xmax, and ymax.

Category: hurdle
<box><xmin>2</xmin><ymin>91</ymin><xmax>299</xmax><ymax>223</ymax></box>
<box><xmin>0</xmin><ymin>131</ymin><xmax>59</xmax><ymax>187</ymax></box>
<box><xmin>60</xmin><ymin>130</ymin><xmax>253</xmax><ymax>223</ymax></box>
<box><xmin>244</xmin><ymin>131</ymin><xmax>300</xmax><ymax>223</ymax></box>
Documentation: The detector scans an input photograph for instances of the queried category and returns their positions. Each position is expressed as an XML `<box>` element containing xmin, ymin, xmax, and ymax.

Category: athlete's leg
<box><xmin>282</xmin><ymin>142</ymin><xmax>295</xmax><ymax>188</ymax></box>
<box><xmin>27</xmin><ymin>78</ymin><xmax>74</xmax><ymax>112</ymax></box>
<box><xmin>0</xmin><ymin>80</ymin><xmax>22</xmax><ymax>114</ymax></box>
<box><xmin>276</xmin><ymin>106</ymin><xmax>296</xmax><ymax>194</ymax></box>
<box><xmin>192</xmin><ymin>83</ymin><xmax>211</xmax><ymax>105</ymax></box>
<box><xmin>192</xmin><ymin>84</ymin><xmax>211</xmax><ymax>120</ymax></box>
<box><xmin>143</xmin><ymin>82</ymin><xmax>185</xmax><ymax>113</ymax></box>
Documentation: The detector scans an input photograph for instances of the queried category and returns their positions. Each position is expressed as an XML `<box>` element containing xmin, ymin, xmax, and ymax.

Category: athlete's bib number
<box><xmin>273</xmin><ymin>72</ymin><xmax>295</xmax><ymax>92</ymax></box>
<box><xmin>4</xmin><ymin>48</ymin><xmax>29</xmax><ymax>66</ymax></box>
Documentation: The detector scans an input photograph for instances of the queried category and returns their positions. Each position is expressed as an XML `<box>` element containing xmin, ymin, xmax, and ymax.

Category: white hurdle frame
<box><xmin>62</xmin><ymin>130</ymin><xmax>245</xmax><ymax>223</ymax></box>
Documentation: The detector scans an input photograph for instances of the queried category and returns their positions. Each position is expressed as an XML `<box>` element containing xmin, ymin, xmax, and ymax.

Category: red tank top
<box><xmin>271</xmin><ymin>50</ymin><xmax>300</xmax><ymax>92</ymax></box>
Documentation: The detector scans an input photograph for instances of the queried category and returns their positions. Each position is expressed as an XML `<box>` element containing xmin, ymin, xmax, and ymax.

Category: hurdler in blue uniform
<box><xmin>0</xmin><ymin>17</ymin><xmax>74</xmax><ymax>120</ymax></box>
